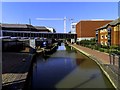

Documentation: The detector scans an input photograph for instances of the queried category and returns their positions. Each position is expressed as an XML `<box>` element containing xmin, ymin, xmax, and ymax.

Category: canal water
<box><xmin>32</xmin><ymin>43</ymin><xmax>115</xmax><ymax>89</ymax></box>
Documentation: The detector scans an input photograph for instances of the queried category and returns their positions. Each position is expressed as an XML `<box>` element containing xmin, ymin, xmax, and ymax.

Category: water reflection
<box><xmin>32</xmin><ymin>44</ymin><xmax>115</xmax><ymax>89</ymax></box>
<box><xmin>71</xmin><ymin>73</ymin><xmax>101</xmax><ymax>88</ymax></box>
<box><xmin>58</xmin><ymin>44</ymin><xmax>66</xmax><ymax>50</ymax></box>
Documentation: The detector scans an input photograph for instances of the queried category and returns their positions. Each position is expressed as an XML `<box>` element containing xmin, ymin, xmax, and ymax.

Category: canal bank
<box><xmin>68</xmin><ymin>43</ymin><xmax>120</xmax><ymax>90</ymax></box>
<box><xmin>2</xmin><ymin>52</ymin><xmax>37</xmax><ymax>90</ymax></box>
<box><xmin>31</xmin><ymin>43</ymin><xmax>115</xmax><ymax>89</ymax></box>
<box><xmin>2</xmin><ymin>42</ymin><xmax>58</xmax><ymax>89</ymax></box>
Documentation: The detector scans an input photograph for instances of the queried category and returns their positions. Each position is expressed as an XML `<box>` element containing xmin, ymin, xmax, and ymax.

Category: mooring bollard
<box><xmin>112</xmin><ymin>53</ymin><xmax>115</xmax><ymax>65</ymax></box>
<box><xmin>119</xmin><ymin>55</ymin><xmax>120</xmax><ymax>69</ymax></box>
<box><xmin>109</xmin><ymin>53</ymin><xmax>112</xmax><ymax>64</ymax></box>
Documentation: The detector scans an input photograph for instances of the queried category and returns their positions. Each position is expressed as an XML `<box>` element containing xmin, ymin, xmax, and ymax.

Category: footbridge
<box><xmin>2</xmin><ymin>30</ymin><xmax>77</xmax><ymax>40</ymax></box>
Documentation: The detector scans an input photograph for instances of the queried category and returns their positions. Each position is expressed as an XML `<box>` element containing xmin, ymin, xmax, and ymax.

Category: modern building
<box><xmin>76</xmin><ymin>20</ymin><xmax>112</xmax><ymax>41</ymax></box>
<box><xmin>71</xmin><ymin>22</ymin><xmax>77</xmax><ymax>43</ymax></box>
<box><xmin>96</xmin><ymin>18</ymin><xmax>120</xmax><ymax>46</ymax></box>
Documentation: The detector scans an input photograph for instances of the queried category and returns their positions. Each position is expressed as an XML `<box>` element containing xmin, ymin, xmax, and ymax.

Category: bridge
<box><xmin>2</xmin><ymin>30</ymin><xmax>77</xmax><ymax>40</ymax></box>
<box><xmin>1</xmin><ymin>23</ymin><xmax>77</xmax><ymax>40</ymax></box>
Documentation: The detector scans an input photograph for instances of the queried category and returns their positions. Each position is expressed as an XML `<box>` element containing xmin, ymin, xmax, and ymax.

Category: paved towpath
<box><xmin>68</xmin><ymin>43</ymin><xmax>120</xmax><ymax>90</ymax></box>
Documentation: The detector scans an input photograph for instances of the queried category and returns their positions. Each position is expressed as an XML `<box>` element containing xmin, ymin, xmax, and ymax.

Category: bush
<box><xmin>79</xmin><ymin>38</ymin><xmax>96</xmax><ymax>46</ymax></box>
<box><xmin>118</xmin><ymin>46</ymin><xmax>120</xmax><ymax>50</ymax></box>
<box><xmin>110</xmin><ymin>45</ymin><xmax>119</xmax><ymax>49</ymax></box>
<box><xmin>99</xmin><ymin>48</ymin><xmax>104</xmax><ymax>52</ymax></box>
<box><xmin>104</xmin><ymin>49</ymin><xmax>109</xmax><ymax>53</ymax></box>
<box><xmin>101</xmin><ymin>45</ymin><xmax>109</xmax><ymax>49</ymax></box>
<box><xmin>95</xmin><ymin>46</ymin><xmax>99</xmax><ymax>50</ymax></box>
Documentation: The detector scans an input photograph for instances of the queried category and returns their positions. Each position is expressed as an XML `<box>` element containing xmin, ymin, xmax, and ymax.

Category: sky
<box><xmin>1</xmin><ymin>2</ymin><xmax>119</xmax><ymax>33</ymax></box>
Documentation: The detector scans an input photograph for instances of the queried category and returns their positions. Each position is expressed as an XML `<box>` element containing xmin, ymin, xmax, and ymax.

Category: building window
<box><xmin>105</xmin><ymin>41</ymin><xmax>108</xmax><ymax>46</ymax></box>
<box><xmin>104</xmin><ymin>29</ymin><xmax>107</xmax><ymax>32</ymax></box>
<box><xmin>101</xmin><ymin>35</ymin><xmax>104</xmax><ymax>39</ymax></box>
<box><xmin>72</xmin><ymin>25</ymin><xmax>75</xmax><ymax>29</ymax></box>
<box><xmin>107</xmin><ymin>42</ymin><xmax>111</xmax><ymax>46</ymax></box>
<box><xmin>101</xmin><ymin>41</ymin><xmax>104</xmax><ymax>45</ymax></box>
<box><xmin>105</xmin><ymin>34</ymin><xmax>107</xmax><ymax>39</ymax></box>
<box><xmin>107</xmin><ymin>28</ymin><xmax>111</xmax><ymax>33</ymax></box>
<box><xmin>96</xmin><ymin>30</ymin><xmax>98</xmax><ymax>34</ymax></box>
<box><xmin>96</xmin><ymin>36</ymin><xmax>98</xmax><ymax>40</ymax></box>
<box><xmin>108</xmin><ymin>35</ymin><xmax>111</xmax><ymax>40</ymax></box>
<box><xmin>100</xmin><ymin>30</ymin><xmax>103</xmax><ymax>33</ymax></box>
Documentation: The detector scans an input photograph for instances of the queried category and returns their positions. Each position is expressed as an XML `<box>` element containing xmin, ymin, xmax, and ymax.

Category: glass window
<box><xmin>72</xmin><ymin>25</ymin><xmax>75</xmax><ymax>28</ymax></box>
<box><xmin>101</xmin><ymin>41</ymin><xmax>104</xmax><ymax>45</ymax></box>
<box><xmin>96</xmin><ymin>30</ymin><xmax>98</xmax><ymax>34</ymax></box>
<box><xmin>101</xmin><ymin>35</ymin><xmax>104</xmax><ymax>39</ymax></box>
<box><xmin>105</xmin><ymin>34</ymin><xmax>107</xmax><ymax>39</ymax></box>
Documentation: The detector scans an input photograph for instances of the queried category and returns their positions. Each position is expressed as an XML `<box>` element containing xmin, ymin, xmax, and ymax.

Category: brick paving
<box><xmin>71</xmin><ymin>43</ymin><xmax>119</xmax><ymax>66</ymax></box>
<box><xmin>68</xmin><ymin>43</ymin><xmax>120</xmax><ymax>90</ymax></box>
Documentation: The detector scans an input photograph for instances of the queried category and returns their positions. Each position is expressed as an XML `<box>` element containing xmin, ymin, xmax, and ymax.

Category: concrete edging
<box><xmin>69</xmin><ymin>44</ymin><xmax>117</xmax><ymax>89</ymax></box>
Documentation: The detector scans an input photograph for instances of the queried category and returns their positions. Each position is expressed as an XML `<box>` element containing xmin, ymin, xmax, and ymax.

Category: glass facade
<box><xmin>95</xmin><ymin>30</ymin><xmax>98</xmax><ymax>43</ymax></box>
<box><xmin>107</xmin><ymin>28</ymin><xmax>111</xmax><ymax>46</ymax></box>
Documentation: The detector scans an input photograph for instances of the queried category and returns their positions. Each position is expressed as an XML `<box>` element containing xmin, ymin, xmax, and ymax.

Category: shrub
<box><xmin>99</xmin><ymin>48</ymin><xmax>104</xmax><ymax>52</ymax></box>
<box><xmin>79</xmin><ymin>38</ymin><xmax>96</xmax><ymax>46</ymax></box>
<box><xmin>104</xmin><ymin>49</ymin><xmax>109</xmax><ymax>53</ymax></box>
<box><xmin>110</xmin><ymin>45</ymin><xmax>119</xmax><ymax>49</ymax></box>
<box><xmin>101</xmin><ymin>45</ymin><xmax>109</xmax><ymax>49</ymax></box>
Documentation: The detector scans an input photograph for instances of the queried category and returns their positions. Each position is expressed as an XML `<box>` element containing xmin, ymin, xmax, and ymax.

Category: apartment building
<box><xmin>96</xmin><ymin>18</ymin><xmax>120</xmax><ymax>46</ymax></box>
<box><xmin>76</xmin><ymin>20</ymin><xmax>112</xmax><ymax>41</ymax></box>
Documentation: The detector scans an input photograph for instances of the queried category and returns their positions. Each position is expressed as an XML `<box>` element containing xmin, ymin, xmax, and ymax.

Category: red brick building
<box><xmin>76</xmin><ymin>20</ymin><xmax>112</xmax><ymax>41</ymax></box>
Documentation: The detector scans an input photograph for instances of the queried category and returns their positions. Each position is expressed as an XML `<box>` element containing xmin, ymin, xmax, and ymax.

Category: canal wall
<box><xmin>68</xmin><ymin>43</ymin><xmax>119</xmax><ymax>90</ymax></box>
<box><xmin>23</xmin><ymin>43</ymin><xmax>58</xmax><ymax>89</ymax></box>
<box><xmin>2</xmin><ymin>52</ymin><xmax>36</xmax><ymax>90</ymax></box>
<box><xmin>23</xmin><ymin>53</ymin><xmax>37</xmax><ymax>90</ymax></box>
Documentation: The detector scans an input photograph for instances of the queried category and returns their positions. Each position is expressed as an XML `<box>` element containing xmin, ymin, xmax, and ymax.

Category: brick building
<box><xmin>96</xmin><ymin>18</ymin><xmax>120</xmax><ymax>46</ymax></box>
<box><xmin>76</xmin><ymin>20</ymin><xmax>112</xmax><ymax>41</ymax></box>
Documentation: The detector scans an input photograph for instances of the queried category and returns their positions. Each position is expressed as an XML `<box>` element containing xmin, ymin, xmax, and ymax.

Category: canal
<box><xmin>31</xmin><ymin>43</ymin><xmax>115</xmax><ymax>89</ymax></box>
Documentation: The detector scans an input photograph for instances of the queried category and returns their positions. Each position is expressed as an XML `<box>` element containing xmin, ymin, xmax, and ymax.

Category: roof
<box><xmin>77</xmin><ymin>20</ymin><xmax>113</xmax><ymax>26</ymax></box>
<box><xmin>0</xmin><ymin>23</ymin><xmax>29</xmax><ymax>28</ymax></box>
<box><xmin>45</xmin><ymin>27</ymin><xmax>56</xmax><ymax>33</ymax></box>
<box><xmin>34</xmin><ymin>26</ymin><xmax>51</xmax><ymax>32</ymax></box>
<box><xmin>109</xmin><ymin>18</ymin><xmax>120</xmax><ymax>26</ymax></box>
<box><xmin>0</xmin><ymin>23</ymin><xmax>52</xmax><ymax>32</ymax></box>
<box><xmin>96</xmin><ymin>18</ymin><xmax>120</xmax><ymax>30</ymax></box>
<box><xmin>96</xmin><ymin>23</ymin><xmax>110</xmax><ymax>30</ymax></box>
<box><xmin>34</xmin><ymin>26</ymin><xmax>48</xmax><ymax>30</ymax></box>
